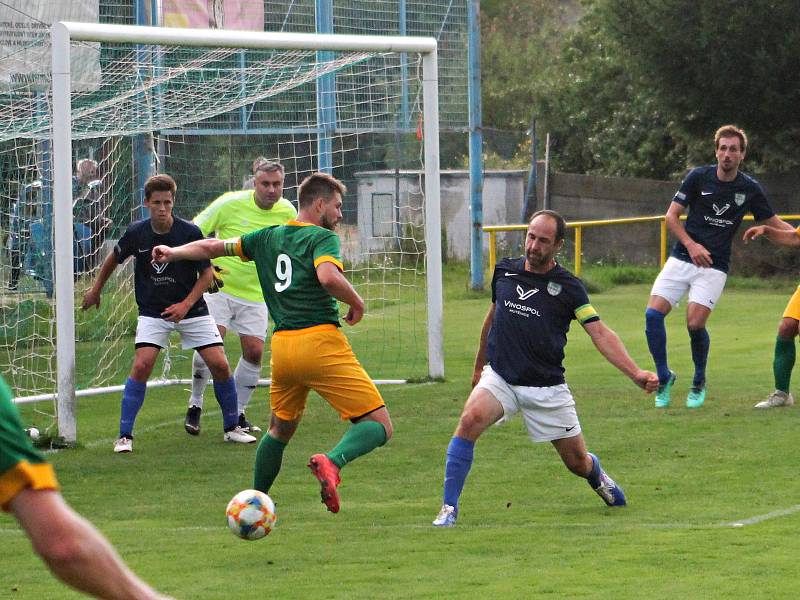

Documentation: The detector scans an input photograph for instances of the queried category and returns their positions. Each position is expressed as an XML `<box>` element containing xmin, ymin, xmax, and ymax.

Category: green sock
<box><xmin>327</xmin><ymin>421</ymin><xmax>387</xmax><ymax>469</ymax></box>
<box><xmin>253</xmin><ymin>434</ymin><xmax>287</xmax><ymax>493</ymax></box>
<box><xmin>773</xmin><ymin>336</ymin><xmax>795</xmax><ymax>393</ymax></box>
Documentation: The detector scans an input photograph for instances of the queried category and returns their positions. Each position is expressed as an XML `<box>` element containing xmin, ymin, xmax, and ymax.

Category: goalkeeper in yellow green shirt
<box><xmin>184</xmin><ymin>161</ymin><xmax>297</xmax><ymax>436</ymax></box>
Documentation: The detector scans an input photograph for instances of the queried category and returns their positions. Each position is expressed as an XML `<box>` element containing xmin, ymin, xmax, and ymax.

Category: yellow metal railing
<box><xmin>484</xmin><ymin>214</ymin><xmax>800</xmax><ymax>277</ymax></box>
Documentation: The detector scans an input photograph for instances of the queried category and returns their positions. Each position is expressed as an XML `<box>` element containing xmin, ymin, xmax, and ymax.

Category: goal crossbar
<box><xmin>56</xmin><ymin>21</ymin><xmax>438</xmax><ymax>53</ymax></box>
<box><xmin>50</xmin><ymin>22</ymin><xmax>444</xmax><ymax>443</ymax></box>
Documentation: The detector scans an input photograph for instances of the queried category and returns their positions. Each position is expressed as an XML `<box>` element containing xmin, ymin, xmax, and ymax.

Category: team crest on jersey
<box><xmin>547</xmin><ymin>282</ymin><xmax>562</xmax><ymax>296</ymax></box>
<box><xmin>734</xmin><ymin>192</ymin><xmax>746</xmax><ymax>206</ymax></box>
<box><xmin>151</xmin><ymin>260</ymin><xmax>168</xmax><ymax>274</ymax></box>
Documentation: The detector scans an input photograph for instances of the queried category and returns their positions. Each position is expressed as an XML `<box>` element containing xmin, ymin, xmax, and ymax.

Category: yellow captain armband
<box><xmin>575</xmin><ymin>303</ymin><xmax>599</xmax><ymax>324</ymax></box>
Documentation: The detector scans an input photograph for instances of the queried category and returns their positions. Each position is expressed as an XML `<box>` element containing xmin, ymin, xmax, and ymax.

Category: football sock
<box><xmin>645</xmin><ymin>308</ymin><xmax>671</xmax><ymax>383</ymax></box>
<box><xmin>253</xmin><ymin>434</ymin><xmax>287</xmax><ymax>493</ymax></box>
<box><xmin>119</xmin><ymin>377</ymin><xmax>146</xmax><ymax>437</ymax></box>
<box><xmin>773</xmin><ymin>335</ymin><xmax>795</xmax><ymax>393</ymax></box>
<box><xmin>212</xmin><ymin>377</ymin><xmax>240</xmax><ymax>431</ymax></box>
<box><xmin>234</xmin><ymin>358</ymin><xmax>261</xmax><ymax>413</ymax></box>
<box><xmin>442</xmin><ymin>436</ymin><xmax>475</xmax><ymax>510</ymax></box>
<box><xmin>688</xmin><ymin>327</ymin><xmax>710</xmax><ymax>389</ymax></box>
<box><xmin>326</xmin><ymin>421</ymin><xmax>388</xmax><ymax>469</ymax></box>
<box><xmin>189</xmin><ymin>351</ymin><xmax>210</xmax><ymax>409</ymax></box>
<box><xmin>586</xmin><ymin>453</ymin><xmax>603</xmax><ymax>488</ymax></box>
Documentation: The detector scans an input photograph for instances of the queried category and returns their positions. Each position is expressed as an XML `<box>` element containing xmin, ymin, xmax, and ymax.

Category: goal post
<box><xmin>47</xmin><ymin>22</ymin><xmax>444</xmax><ymax>444</ymax></box>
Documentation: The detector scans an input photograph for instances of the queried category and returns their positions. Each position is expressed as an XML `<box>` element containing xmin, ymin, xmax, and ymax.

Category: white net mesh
<box><xmin>2</xmin><ymin>34</ymin><xmax>435</xmax><ymax>410</ymax></box>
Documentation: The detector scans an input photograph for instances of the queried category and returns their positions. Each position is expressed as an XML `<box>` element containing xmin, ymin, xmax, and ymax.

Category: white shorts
<box><xmin>650</xmin><ymin>256</ymin><xmax>727</xmax><ymax>310</ymax></box>
<box><xmin>475</xmin><ymin>365</ymin><xmax>582</xmax><ymax>442</ymax></box>
<box><xmin>204</xmin><ymin>291</ymin><xmax>268</xmax><ymax>339</ymax></box>
<box><xmin>135</xmin><ymin>315</ymin><xmax>223</xmax><ymax>349</ymax></box>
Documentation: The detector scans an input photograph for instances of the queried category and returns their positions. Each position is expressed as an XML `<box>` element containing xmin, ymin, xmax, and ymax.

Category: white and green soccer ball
<box><xmin>226</xmin><ymin>489</ymin><xmax>276</xmax><ymax>540</ymax></box>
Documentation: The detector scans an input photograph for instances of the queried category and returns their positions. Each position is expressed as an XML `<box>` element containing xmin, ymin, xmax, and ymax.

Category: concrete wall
<box><xmin>355</xmin><ymin>170</ymin><xmax>525</xmax><ymax>262</ymax></box>
<box><xmin>544</xmin><ymin>166</ymin><xmax>800</xmax><ymax>272</ymax></box>
<box><xmin>545</xmin><ymin>170</ymin><xmax>676</xmax><ymax>265</ymax></box>
<box><xmin>354</xmin><ymin>166</ymin><xmax>800</xmax><ymax>272</ymax></box>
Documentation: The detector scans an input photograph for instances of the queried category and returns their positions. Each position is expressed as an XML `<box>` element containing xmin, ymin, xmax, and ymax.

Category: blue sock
<box><xmin>688</xmin><ymin>327</ymin><xmax>710</xmax><ymax>389</ymax></box>
<box><xmin>213</xmin><ymin>378</ymin><xmax>239</xmax><ymax>431</ymax></box>
<box><xmin>586</xmin><ymin>453</ymin><xmax>602</xmax><ymax>488</ymax></box>
<box><xmin>645</xmin><ymin>308</ymin><xmax>671</xmax><ymax>383</ymax></box>
<box><xmin>119</xmin><ymin>377</ymin><xmax>146</xmax><ymax>437</ymax></box>
<box><xmin>442</xmin><ymin>436</ymin><xmax>475</xmax><ymax>510</ymax></box>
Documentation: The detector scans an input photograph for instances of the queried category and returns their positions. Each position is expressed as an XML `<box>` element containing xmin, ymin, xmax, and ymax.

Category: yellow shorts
<box><xmin>783</xmin><ymin>285</ymin><xmax>800</xmax><ymax>321</ymax></box>
<box><xmin>269</xmin><ymin>324</ymin><xmax>385</xmax><ymax>421</ymax></box>
<box><xmin>0</xmin><ymin>461</ymin><xmax>59</xmax><ymax>511</ymax></box>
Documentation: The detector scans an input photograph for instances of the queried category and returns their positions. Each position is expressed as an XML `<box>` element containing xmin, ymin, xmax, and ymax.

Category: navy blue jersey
<box><xmin>114</xmin><ymin>218</ymin><xmax>210</xmax><ymax>319</ymax></box>
<box><xmin>671</xmin><ymin>165</ymin><xmax>774</xmax><ymax>273</ymax></box>
<box><xmin>488</xmin><ymin>257</ymin><xmax>600</xmax><ymax>387</ymax></box>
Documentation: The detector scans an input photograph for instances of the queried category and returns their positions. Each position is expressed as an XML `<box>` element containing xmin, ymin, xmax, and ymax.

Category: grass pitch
<box><xmin>4</xmin><ymin>267</ymin><xmax>800</xmax><ymax>599</ymax></box>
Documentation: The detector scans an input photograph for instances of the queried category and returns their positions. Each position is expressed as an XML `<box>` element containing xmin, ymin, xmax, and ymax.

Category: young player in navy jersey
<box><xmin>81</xmin><ymin>174</ymin><xmax>255</xmax><ymax>452</ymax></box>
<box><xmin>645</xmin><ymin>125</ymin><xmax>793</xmax><ymax>409</ymax></box>
<box><xmin>432</xmin><ymin>211</ymin><xmax>658</xmax><ymax>527</ymax></box>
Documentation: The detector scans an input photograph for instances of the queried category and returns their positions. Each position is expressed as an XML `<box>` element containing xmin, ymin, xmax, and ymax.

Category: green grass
<box><xmin>4</xmin><ymin>269</ymin><xmax>800</xmax><ymax>599</ymax></box>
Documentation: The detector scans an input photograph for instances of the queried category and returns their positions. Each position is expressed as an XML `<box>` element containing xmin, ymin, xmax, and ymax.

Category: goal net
<box><xmin>3</xmin><ymin>23</ymin><xmax>443</xmax><ymax>443</ymax></box>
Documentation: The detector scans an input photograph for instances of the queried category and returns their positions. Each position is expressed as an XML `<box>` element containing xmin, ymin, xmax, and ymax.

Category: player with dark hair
<box><xmin>0</xmin><ymin>376</ymin><xmax>171</xmax><ymax>599</ymax></box>
<box><xmin>645</xmin><ymin>125</ymin><xmax>793</xmax><ymax>408</ymax></box>
<box><xmin>184</xmin><ymin>160</ymin><xmax>297</xmax><ymax>436</ymax></box>
<box><xmin>82</xmin><ymin>173</ymin><xmax>255</xmax><ymax>452</ymax></box>
<box><xmin>432</xmin><ymin>210</ymin><xmax>658</xmax><ymax>527</ymax></box>
<box><xmin>153</xmin><ymin>172</ymin><xmax>392</xmax><ymax>514</ymax></box>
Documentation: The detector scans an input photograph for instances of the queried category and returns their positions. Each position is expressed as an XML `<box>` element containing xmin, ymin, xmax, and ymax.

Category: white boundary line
<box><xmin>6</xmin><ymin>504</ymin><xmax>800</xmax><ymax>534</ymax></box>
<box><xmin>725</xmin><ymin>504</ymin><xmax>800</xmax><ymax>528</ymax></box>
<box><xmin>41</xmin><ymin>382</ymin><xmax>421</xmax><ymax>453</ymax></box>
<box><xmin>7</xmin><ymin>512</ymin><xmax>800</xmax><ymax>535</ymax></box>
<box><xmin>42</xmin><ymin>414</ymin><xmax>205</xmax><ymax>454</ymax></box>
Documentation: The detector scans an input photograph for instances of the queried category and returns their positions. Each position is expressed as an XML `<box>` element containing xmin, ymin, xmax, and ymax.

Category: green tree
<box><xmin>535</xmin><ymin>6</ymin><xmax>688</xmax><ymax>178</ymax></box>
<box><xmin>478</xmin><ymin>0</ymin><xmax>582</xmax><ymax>168</ymax></box>
<box><xmin>594</xmin><ymin>0</ymin><xmax>800</xmax><ymax>173</ymax></box>
<box><xmin>481</xmin><ymin>0</ymin><xmax>800</xmax><ymax>177</ymax></box>
<box><xmin>481</xmin><ymin>0</ymin><xmax>579</xmax><ymax>132</ymax></box>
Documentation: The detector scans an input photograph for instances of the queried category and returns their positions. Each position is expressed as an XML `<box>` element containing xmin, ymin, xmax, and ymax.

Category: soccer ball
<box><xmin>226</xmin><ymin>489</ymin><xmax>276</xmax><ymax>540</ymax></box>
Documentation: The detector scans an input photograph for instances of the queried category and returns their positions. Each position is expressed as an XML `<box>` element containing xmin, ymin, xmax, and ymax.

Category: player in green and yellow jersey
<box><xmin>153</xmin><ymin>172</ymin><xmax>392</xmax><ymax>515</ymax></box>
<box><xmin>0</xmin><ymin>376</ymin><xmax>171</xmax><ymax>599</ymax></box>
<box><xmin>185</xmin><ymin>161</ymin><xmax>297</xmax><ymax>435</ymax></box>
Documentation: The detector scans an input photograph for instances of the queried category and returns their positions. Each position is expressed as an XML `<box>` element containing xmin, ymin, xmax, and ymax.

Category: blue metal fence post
<box><xmin>468</xmin><ymin>0</ymin><xmax>484</xmax><ymax>290</ymax></box>
<box><xmin>315</xmin><ymin>0</ymin><xmax>335</xmax><ymax>173</ymax></box>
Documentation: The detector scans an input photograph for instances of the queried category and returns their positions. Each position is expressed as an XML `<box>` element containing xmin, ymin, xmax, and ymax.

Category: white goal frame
<box><xmin>50</xmin><ymin>21</ymin><xmax>444</xmax><ymax>443</ymax></box>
